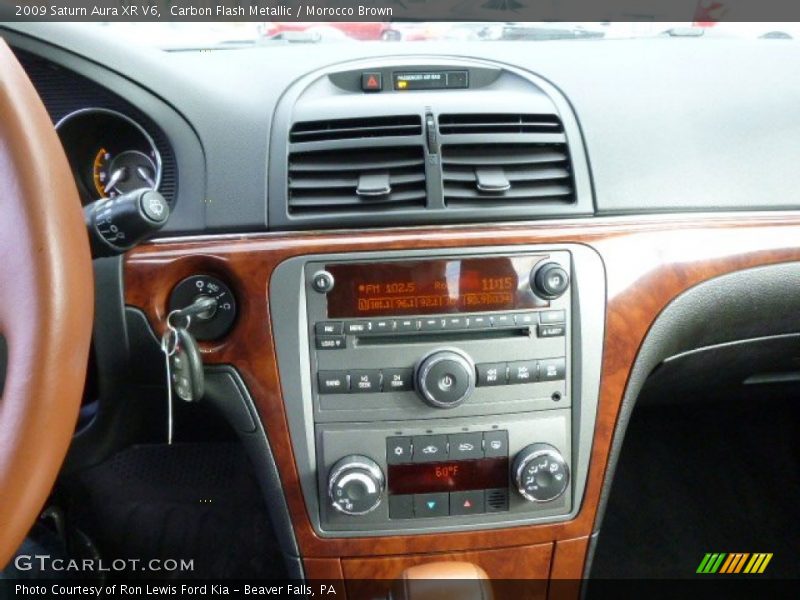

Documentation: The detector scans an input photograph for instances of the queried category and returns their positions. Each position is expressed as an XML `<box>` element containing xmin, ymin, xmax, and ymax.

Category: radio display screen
<box><xmin>326</xmin><ymin>256</ymin><xmax>548</xmax><ymax>318</ymax></box>
<box><xmin>388</xmin><ymin>458</ymin><xmax>509</xmax><ymax>495</ymax></box>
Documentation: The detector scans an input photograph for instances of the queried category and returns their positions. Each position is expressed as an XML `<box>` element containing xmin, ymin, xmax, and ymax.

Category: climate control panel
<box><xmin>317</xmin><ymin>413</ymin><xmax>572</xmax><ymax>532</ymax></box>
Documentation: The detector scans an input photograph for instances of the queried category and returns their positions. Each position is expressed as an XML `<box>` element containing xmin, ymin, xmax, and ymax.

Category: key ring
<box><xmin>161</xmin><ymin>327</ymin><xmax>179</xmax><ymax>357</ymax></box>
<box><xmin>161</xmin><ymin>308</ymin><xmax>188</xmax><ymax>358</ymax></box>
<box><xmin>166</xmin><ymin>309</ymin><xmax>192</xmax><ymax>335</ymax></box>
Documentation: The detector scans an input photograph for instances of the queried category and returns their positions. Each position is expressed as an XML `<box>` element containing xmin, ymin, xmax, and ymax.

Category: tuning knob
<box><xmin>512</xmin><ymin>443</ymin><xmax>570</xmax><ymax>503</ymax></box>
<box><xmin>531</xmin><ymin>262</ymin><xmax>570</xmax><ymax>300</ymax></box>
<box><xmin>328</xmin><ymin>455</ymin><xmax>385</xmax><ymax>516</ymax></box>
<box><xmin>415</xmin><ymin>348</ymin><xmax>476</xmax><ymax>409</ymax></box>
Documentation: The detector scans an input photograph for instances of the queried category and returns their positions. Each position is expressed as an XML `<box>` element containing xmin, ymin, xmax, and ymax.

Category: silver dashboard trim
<box><xmin>269</xmin><ymin>243</ymin><xmax>606</xmax><ymax>537</ymax></box>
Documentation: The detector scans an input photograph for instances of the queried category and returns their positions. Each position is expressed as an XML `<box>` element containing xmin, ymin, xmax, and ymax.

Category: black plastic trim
<box><xmin>202</xmin><ymin>365</ymin><xmax>302</xmax><ymax>569</ymax></box>
<box><xmin>65</xmin><ymin>257</ymin><xmax>142</xmax><ymax>474</ymax></box>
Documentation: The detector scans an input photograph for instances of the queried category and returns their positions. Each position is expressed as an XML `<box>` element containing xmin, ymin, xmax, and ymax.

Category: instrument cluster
<box><xmin>56</xmin><ymin>108</ymin><xmax>162</xmax><ymax>205</ymax></box>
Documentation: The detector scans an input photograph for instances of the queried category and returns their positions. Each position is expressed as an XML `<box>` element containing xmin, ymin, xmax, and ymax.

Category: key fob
<box><xmin>170</xmin><ymin>327</ymin><xmax>204</xmax><ymax>402</ymax></box>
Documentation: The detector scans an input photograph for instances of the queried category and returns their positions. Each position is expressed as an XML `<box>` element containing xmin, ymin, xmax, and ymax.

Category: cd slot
<box><xmin>356</xmin><ymin>328</ymin><xmax>530</xmax><ymax>346</ymax></box>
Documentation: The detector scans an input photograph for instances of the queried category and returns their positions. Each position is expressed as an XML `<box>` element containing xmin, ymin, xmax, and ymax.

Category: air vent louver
<box><xmin>439</xmin><ymin>113</ymin><xmax>575</xmax><ymax>208</ymax></box>
<box><xmin>438</xmin><ymin>113</ymin><xmax>563</xmax><ymax>135</ymax></box>
<box><xmin>441</xmin><ymin>143</ymin><xmax>575</xmax><ymax>208</ymax></box>
<box><xmin>290</xmin><ymin>115</ymin><xmax>422</xmax><ymax>143</ymax></box>
<box><xmin>288</xmin><ymin>146</ymin><xmax>426</xmax><ymax>214</ymax></box>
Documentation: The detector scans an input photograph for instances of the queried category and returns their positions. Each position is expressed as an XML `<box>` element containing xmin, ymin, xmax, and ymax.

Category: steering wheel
<box><xmin>0</xmin><ymin>40</ymin><xmax>94</xmax><ymax>567</ymax></box>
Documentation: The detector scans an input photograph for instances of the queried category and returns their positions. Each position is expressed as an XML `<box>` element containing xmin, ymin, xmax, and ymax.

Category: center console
<box><xmin>270</xmin><ymin>244</ymin><xmax>604</xmax><ymax>537</ymax></box>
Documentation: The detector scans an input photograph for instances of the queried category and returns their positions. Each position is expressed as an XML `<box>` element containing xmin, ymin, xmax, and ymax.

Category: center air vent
<box><xmin>271</xmin><ymin>65</ymin><xmax>592</xmax><ymax>229</ymax></box>
<box><xmin>288</xmin><ymin>146</ymin><xmax>426</xmax><ymax>214</ymax></box>
<box><xmin>438</xmin><ymin>113</ymin><xmax>563</xmax><ymax>135</ymax></box>
<box><xmin>290</xmin><ymin>115</ymin><xmax>422</xmax><ymax>143</ymax></box>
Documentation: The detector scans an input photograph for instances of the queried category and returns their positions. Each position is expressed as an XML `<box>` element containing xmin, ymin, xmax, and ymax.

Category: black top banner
<box><xmin>2</xmin><ymin>0</ymin><xmax>800</xmax><ymax>23</ymax></box>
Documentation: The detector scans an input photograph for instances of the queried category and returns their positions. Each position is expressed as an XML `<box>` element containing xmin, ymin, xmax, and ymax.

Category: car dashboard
<box><xmin>3</xmin><ymin>21</ymin><xmax>800</xmax><ymax>594</ymax></box>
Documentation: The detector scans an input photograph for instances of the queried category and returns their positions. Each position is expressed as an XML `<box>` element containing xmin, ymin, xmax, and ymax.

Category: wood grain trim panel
<box><xmin>303</xmin><ymin>558</ymin><xmax>346</xmax><ymax>597</ymax></box>
<box><xmin>548</xmin><ymin>536</ymin><xmax>590</xmax><ymax>600</ymax></box>
<box><xmin>125</xmin><ymin>213</ymin><xmax>800</xmax><ymax>565</ymax></box>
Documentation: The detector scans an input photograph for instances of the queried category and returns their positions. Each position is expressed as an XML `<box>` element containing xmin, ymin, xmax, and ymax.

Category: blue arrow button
<box><xmin>414</xmin><ymin>494</ymin><xmax>448</xmax><ymax>517</ymax></box>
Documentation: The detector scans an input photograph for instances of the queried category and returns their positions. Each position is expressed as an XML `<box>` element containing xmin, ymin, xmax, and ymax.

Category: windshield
<box><xmin>81</xmin><ymin>21</ymin><xmax>800</xmax><ymax>50</ymax></box>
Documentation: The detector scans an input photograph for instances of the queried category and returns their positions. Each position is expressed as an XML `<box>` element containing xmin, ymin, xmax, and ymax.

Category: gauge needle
<box><xmin>136</xmin><ymin>166</ymin><xmax>156</xmax><ymax>189</ymax></box>
<box><xmin>104</xmin><ymin>167</ymin><xmax>126</xmax><ymax>194</ymax></box>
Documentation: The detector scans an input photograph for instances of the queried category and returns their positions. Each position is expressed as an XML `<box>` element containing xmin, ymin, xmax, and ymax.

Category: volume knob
<box><xmin>328</xmin><ymin>455</ymin><xmax>385</xmax><ymax>516</ymax></box>
<box><xmin>512</xmin><ymin>443</ymin><xmax>570</xmax><ymax>503</ymax></box>
<box><xmin>415</xmin><ymin>348</ymin><xmax>476</xmax><ymax>409</ymax></box>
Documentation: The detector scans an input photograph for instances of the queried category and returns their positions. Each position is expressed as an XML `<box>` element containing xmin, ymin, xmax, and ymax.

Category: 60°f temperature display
<box><xmin>388</xmin><ymin>458</ymin><xmax>509</xmax><ymax>494</ymax></box>
<box><xmin>326</xmin><ymin>256</ymin><xmax>549</xmax><ymax>318</ymax></box>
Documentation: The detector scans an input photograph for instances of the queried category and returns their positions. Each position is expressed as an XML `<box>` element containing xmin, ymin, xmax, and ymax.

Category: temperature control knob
<box><xmin>531</xmin><ymin>262</ymin><xmax>570</xmax><ymax>300</ymax></box>
<box><xmin>327</xmin><ymin>455</ymin><xmax>385</xmax><ymax>516</ymax></box>
<box><xmin>512</xmin><ymin>443</ymin><xmax>570</xmax><ymax>503</ymax></box>
<box><xmin>415</xmin><ymin>349</ymin><xmax>476</xmax><ymax>409</ymax></box>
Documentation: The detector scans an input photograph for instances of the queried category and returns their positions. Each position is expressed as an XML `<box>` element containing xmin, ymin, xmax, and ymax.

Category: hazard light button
<box><xmin>361</xmin><ymin>72</ymin><xmax>383</xmax><ymax>92</ymax></box>
<box><xmin>450</xmin><ymin>490</ymin><xmax>485</xmax><ymax>516</ymax></box>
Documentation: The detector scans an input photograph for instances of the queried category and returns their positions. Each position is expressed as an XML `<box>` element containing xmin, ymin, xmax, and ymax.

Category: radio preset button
<box><xmin>468</xmin><ymin>315</ymin><xmax>491</xmax><ymax>328</ymax></box>
<box><xmin>538</xmin><ymin>358</ymin><xmax>566</xmax><ymax>381</ymax></box>
<box><xmin>540</xmin><ymin>310</ymin><xmax>566</xmax><ymax>324</ymax></box>
<box><xmin>448</xmin><ymin>432</ymin><xmax>484</xmax><ymax>460</ymax></box>
<box><xmin>318</xmin><ymin>371</ymin><xmax>349</xmax><ymax>394</ymax></box>
<box><xmin>349</xmin><ymin>369</ymin><xmax>382</xmax><ymax>393</ymax></box>
<box><xmin>387</xmin><ymin>436</ymin><xmax>413</xmax><ymax>465</ymax></box>
<box><xmin>442</xmin><ymin>316</ymin><xmax>468</xmax><ymax>330</ymax></box>
<box><xmin>345</xmin><ymin>321</ymin><xmax>371</xmax><ymax>334</ymax></box>
<box><xmin>412</xmin><ymin>434</ymin><xmax>447</xmax><ymax>462</ymax></box>
<box><xmin>316</xmin><ymin>335</ymin><xmax>346</xmax><ymax>350</ymax></box>
<box><xmin>508</xmin><ymin>360</ymin><xmax>537</xmax><ymax>384</ymax></box>
<box><xmin>315</xmin><ymin>321</ymin><xmax>343</xmax><ymax>335</ymax></box>
<box><xmin>370</xmin><ymin>319</ymin><xmax>396</xmax><ymax>333</ymax></box>
<box><xmin>491</xmin><ymin>314</ymin><xmax>514</xmax><ymax>328</ymax></box>
<box><xmin>513</xmin><ymin>312</ymin><xmax>538</xmax><ymax>327</ymax></box>
<box><xmin>537</xmin><ymin>323</ymin><xmax>566</xmax><ymax>338</ymax></box>
<box><xmin>483</xmin><ymin>430</ymin><xmax>509</xmax><ymax>458</ymax></box>
<box><xmin>476</xmin><ymin>362</ymin><xmax>507</xmax><ymax>386</ymax></box>
<box><xmin>396</xmin><ymin>318</ymin><xmax>418</xmax><ymax>332</ymax></box>
<box><xmin>419</xmin><ymin>317</ymin><xmax>445</xmax><ymax>331</ymax></box>
<box><xmin>383</xmin><ymin>368</ymin><xmax>414</xmax><ymax>392</ymax></box>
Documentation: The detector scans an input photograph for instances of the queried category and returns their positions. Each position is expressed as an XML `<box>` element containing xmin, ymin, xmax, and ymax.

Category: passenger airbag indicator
<box><xmin>393</xmin><ymin>71</ymin><xmax>469</xmax><ymax>91</ymax></box>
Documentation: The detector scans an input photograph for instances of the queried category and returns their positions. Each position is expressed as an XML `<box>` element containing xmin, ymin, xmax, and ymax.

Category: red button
<box><xmin>362</xmin><ymin>72</ymin><xmax>382</xmax><ymax>92</ymax></box>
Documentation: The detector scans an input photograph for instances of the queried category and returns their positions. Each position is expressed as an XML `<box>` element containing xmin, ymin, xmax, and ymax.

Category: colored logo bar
<box><xmin>697</xmin><ymin>553</ymin><xmax>773</xmax><ymax>574</ymax></box>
